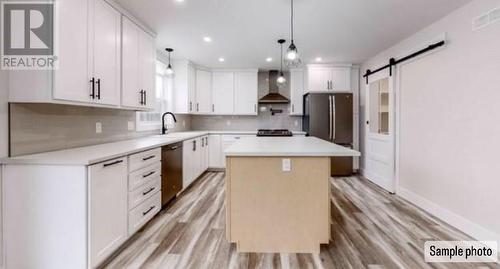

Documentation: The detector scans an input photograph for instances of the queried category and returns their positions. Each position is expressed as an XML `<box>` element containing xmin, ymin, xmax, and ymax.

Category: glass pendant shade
<box><xmin>285</xmin><ymin>42</ymin><xmax>302</xmax><ymax>67</ymax></box>
<box><xmin>165</xmin><ymin>48</ymin><xmax>174</xmax><ymax>76</ymax></box>
<box><xmin>277</xmin><ymin>72</ymin><xmax>287</xmax><ymax>85</ymax></box>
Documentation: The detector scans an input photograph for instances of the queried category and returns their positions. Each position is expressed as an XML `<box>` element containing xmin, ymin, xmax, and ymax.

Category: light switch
<box><xmin>282</xmin><ymin>159</ymin><xmax>291</xmax><ymax>172</ymax></box>
<box><xmin>95</xmin><ymin>122</ymin><xmax>102</xmax><ymax>134</ymax></box>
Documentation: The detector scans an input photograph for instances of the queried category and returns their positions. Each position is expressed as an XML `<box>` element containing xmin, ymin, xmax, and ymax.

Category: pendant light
<box><xmin>285</xmin><ymin>0</ymin><xmax>301</xmax><ymax>67</ymax></box>
<box><xmin>277</xmin><ymin>39</ymin><xmax>287</xmax><ymax>85</ymax></box>
<box><xmin>165</xmin><ymin>48</ymin><xmax>174</xmax><ymax>76</ymax></box>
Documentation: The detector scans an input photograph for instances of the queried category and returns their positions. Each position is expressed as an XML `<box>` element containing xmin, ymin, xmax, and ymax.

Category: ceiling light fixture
<box><xmin>315</xmin><ymin>57</ymin><xmax>322</xmax><ymax>62</ymax></box>
<box><xmin>285</xmin><ymin>0</ymin><xmax>301</xmax><ymax>67</ymax></box>
<box><xmin>174</xmin><ymin>0</ymin><xmax>184</xmax><ymax>2</ymax></box>
<box><xmin>266</xmin><ymin>57</ymin><xmax>273</xmax><ymax>62</ymax></box>
<box><xmin>165</xmin><ymin>48</ymin><xmax>174</xmax><ymax>76</ymax></box>
<box><xmin>218</xmin><ymin>57</ymin><xmax>225</xmax><ymax>62</ymax></box>
<box><xmin>277</xmin><ymin>39</ymin><xmax>287</xmax><ymax>85</ymax></box>
<box><xmin>203</xmin><ymin>36</ymin><xmax>212</xmax><ymax>43</ymax></box>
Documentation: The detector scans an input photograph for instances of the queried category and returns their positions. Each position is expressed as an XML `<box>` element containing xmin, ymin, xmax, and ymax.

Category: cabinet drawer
<box><xmin>129</xmin><ymin>176</ymin><xmax>161</xmax><ymax>210</ymax></box>
<box><xmin>129</xmin><ymin>148</ymin><xmax>161</xmax><ymax>172</ymax></box>
<box><xmin>129</xmin><ymin>161</ymin><xmax>161</xmax><ymax>191</ymax></box>
<box><xmin>221</xmin><ymin>135</ymin><xmax>253</xmax><ymax>143</ymax></box>
<box><xmin>128</xmin><ymin>192</ymin><xmax>161</xmax><ymax>235</ymax></box>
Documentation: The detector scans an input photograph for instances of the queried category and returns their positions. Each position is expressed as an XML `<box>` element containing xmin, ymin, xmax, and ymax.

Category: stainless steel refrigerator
<box><xmin>302</xmin><ymin>92</ymin><xmax>353</xmax><ymax>176</ymax></box>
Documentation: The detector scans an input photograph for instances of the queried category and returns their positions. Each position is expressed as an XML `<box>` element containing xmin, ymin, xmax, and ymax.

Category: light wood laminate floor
<box><xmin>102</xmin><ymin>172</ymin><xmax>499</xmax><ymax>269</ymax></box>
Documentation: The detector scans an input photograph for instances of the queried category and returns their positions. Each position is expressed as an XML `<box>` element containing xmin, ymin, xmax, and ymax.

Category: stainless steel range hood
<box><xmin>259</xmin><ymin>70</ymin><xmax>290</xmax><ymax>104</ymax></box>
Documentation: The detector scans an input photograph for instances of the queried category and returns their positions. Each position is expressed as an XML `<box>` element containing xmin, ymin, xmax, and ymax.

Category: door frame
<box><xmin>364</xmin><ymin>68</ymin><xmax>397</xmax><ymax>193</ymax></box>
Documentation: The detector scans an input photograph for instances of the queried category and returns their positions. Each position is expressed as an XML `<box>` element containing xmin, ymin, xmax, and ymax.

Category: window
<box><xmin>136</xmin><ymin>60</ymin><xmax>174</xmax><ymax>131</ymax></box>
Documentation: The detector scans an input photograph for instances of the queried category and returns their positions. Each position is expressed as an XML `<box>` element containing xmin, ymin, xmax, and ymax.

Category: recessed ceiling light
<box><xmin>203</xmin><ymin>36</ymin><xmax>212</xmax><ymax>43</ymax></box>
<box><xmin>266</xmin><ymin>57</ymin><xmax>273</xmax><ymax>62</ymax></box>
<box><xmin>218</xmin><ymin>57</ymin><xmax>225</xmax><ymax>62</ymax></box>
<box><xmin>315</xmin><ymin>57</ymin><xmax>323</xmax><ymax>62</ymax></box>
<box><xmin>174</xmin><ymin>0</ymin><xmax>184</xmax><ymax>2</ymax></box>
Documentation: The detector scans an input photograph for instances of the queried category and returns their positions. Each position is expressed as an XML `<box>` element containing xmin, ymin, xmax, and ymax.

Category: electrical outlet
<box><xmin>95</xmin><ymin>122</ymin><xmax>102</xmax><ymax>134</ymax></box>
<box><xmin>282</xmin><ymin>159</ymin><xmax>291</xmax><ymax>172</ymax></box>
<box><xmin>182</xmin><ymin>120</ymin><xmax>186</xmax><ymax>127</ymax></box>
<box><xmin>226</xmin><ymin>120</ymin><xmax>231</xmax><ymax>126</ymax></box>
<box><xmin>260</xmin><ymin>106</ymin><xmax>267</xmax><ymax>112</ymax></box>
<box><xmin>294</xmin><ymin>120</ymin><xmax>298</xmax><ymax>127</ymax></box>
<box><xmin>127</xmin><ymin>121</ymin><xmax>135</xmax><ymax>131</ymax></box>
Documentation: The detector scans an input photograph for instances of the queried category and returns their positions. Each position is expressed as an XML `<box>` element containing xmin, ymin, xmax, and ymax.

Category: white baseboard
<box><xmin>399</xmin><ymin>187</ymin><xmax>500</xmax><ymax>246</ymax></box>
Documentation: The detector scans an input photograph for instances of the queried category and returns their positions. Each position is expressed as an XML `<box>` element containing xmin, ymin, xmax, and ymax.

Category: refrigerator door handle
<box><xmin>332</xmin><ymin>96</ymin><xmax>336</xmax><ymax>141</ymax></box>
<box><xmin>328</xmin><ymin>96</ymin><xmax>333</xmax><ymax>140</ymax></box>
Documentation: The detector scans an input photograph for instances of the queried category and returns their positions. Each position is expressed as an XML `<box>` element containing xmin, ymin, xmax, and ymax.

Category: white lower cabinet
<box><xmin>208</xmin><ymin>135</ymin><xmax>223</xmax><ymax>168</ymax></box>
<box><xmin>89</xmin><ymin>157</ymin><xmax>128</xmax><ymax>268</ymax></box>
<box><xmin>182</xmin><ymin>136</ymin><xmax>209</xmax><ymax>190</ymax></box>
<box><xmin>128</xmin><ymin>192</ymin><xmax>161</xmax><ymax>235</ymax></box>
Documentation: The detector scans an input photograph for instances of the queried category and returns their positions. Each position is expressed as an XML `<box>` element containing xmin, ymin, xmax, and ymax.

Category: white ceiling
<box><xmin>115</xmin><ymin>0</ymin><xmax>471</xmax><ymax>69</ymax></box>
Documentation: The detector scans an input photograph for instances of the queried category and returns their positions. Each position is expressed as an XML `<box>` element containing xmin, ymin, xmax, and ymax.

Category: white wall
<box><xmin>361</xmin><ymin>0</ymin><xmax>500</xmax><ymax>242</ymax></box>
<box><xmin>0</xmin><ymin>70</ymin><xmax>8</xmax><ymax>267</ymax></box>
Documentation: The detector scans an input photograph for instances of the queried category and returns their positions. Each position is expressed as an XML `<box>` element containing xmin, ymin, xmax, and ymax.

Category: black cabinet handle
<box><xmin>142</xmin><ymin>187</ymin><xmax>155</xmax><ymax>196</ymax></box>
<box><xmin>142</xmin><ymin>171</ymin><xmax>155</xmax><ymax>178</ymax></box>
<box><xmin>96</xmin><ymin>78</ymin><xmax>101</xmax><ymax>100</ymax></box>
<box><xmin>142</xmin><ymin>155</ymin><xmax>155</xmax><ymax>161</ymax></box>
<box><xmin>90</xmin><ymin>78</ymin><xmax>95</xmax><ymax>99</ymax></box>
<box><xmin>144</xmin><ymin>91</ymin><xmax>147</xmax><ymax>106</ymax></box>
<box><xmin>139</xmin><ymin>90</ymin><xmax>144</xmax><ymax>105</ymax></box>
<box><xmin>142</xmin><ymin>206</ymin><xmax>155</xmax><ymax>216</ymax></box>
<box><xmin>193</xmin><ymin>140</ymin><xmax>196</xmax><ymax>151</ymax></box>
<box><xmin>103</xmin><ymin>159</ymin><xmax>123</xmax><ymax>167</ymax></box>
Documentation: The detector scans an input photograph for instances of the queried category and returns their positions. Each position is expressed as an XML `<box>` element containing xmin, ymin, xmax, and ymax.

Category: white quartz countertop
<box><xmin>224</xmin><ymin>137</ymin><xmax>361</xmax><ymax>157</ymax></box>
<box><xmin>0</xmin><ymin>130</ymin><xmax>307</xmax><ymax>165</ymax></box>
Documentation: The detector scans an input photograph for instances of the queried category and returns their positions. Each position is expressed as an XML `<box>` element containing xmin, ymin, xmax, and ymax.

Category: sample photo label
<box><xmin>424</xmin><ymin>241</ymin><xmax>498</xmax><ymax>263</ymax></box>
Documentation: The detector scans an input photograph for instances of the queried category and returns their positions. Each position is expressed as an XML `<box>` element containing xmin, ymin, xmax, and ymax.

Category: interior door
<box><xmin>364</xmin><ymin>70</ymin><xmax>396</xmax><ymax>193</ymax></box>
<box><xmin>90</xmin><ymin>0</ymin><xmax>121</xmax><ymax>106</ymax></box>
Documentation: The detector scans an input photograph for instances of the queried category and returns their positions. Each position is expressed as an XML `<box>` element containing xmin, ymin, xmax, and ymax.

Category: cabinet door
<box><xmin>208</xmin><ymin>135</ymin><xmax>222</xmax><ymax>168</ymax></box>
<box><xmin>290</xmin><ymin>69</ymin><xmax>305</xmax><ymax>115</ymax></box>
<box><xmin>121</xmin><ymin>17</ymin><xmax>141</xmax><ymax>108</ymax></box>
<box><xmin>90</xmin><ymin>0</ymin><xmax>121</xmax><ymax>106</ymax></box>
<box><xmin>212</xmin><ymin>72</ymin><xmax>234</xmax><ymax>114</ymax></box>
<box><xmin>138</xmin><ymin>31</ymin><xmax>155</xmax><ymax>109</ymax></box>
<box><xmin>204</xmin><ymin>136</ymin><xmax>210</xmax><ymax>171</ymax></box>
<box><xmin>331</xmin><ymin>67</ymin><xmax>351</xmax><ymax>92</ymax></box>
<box><xmin>234</xmin><ymin>71</ymin><xmax>258</xmax><ymax>115</ymax></box>
<box><xmin>188</xmin><ymin>65</ymin><xmax>197</xmax><ymax>113</ymax></box>
<box><xmin>53</xmin><ymin>0</ymin><xmax>91</xmax><ymax>103</ymax></box>
<box><xmin>89</xmin><ymin>157</ymin><xmax>128</xmax><ymax>268</ymax></box>
<box><xmin>307</xmin><ymin>68</ymin><xmax>331</xmax><ymax>91</ymax></box>
<box><xmin>195</xmin><ymin>70</ymin><xmax>212</xmax><ymax>114</ymax></box>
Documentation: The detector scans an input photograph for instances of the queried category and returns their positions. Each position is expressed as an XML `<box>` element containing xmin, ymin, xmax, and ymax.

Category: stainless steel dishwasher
<box><xmin>161</xmin><ymin>142</ymin><xmax>183</xmax><ymax>207</ymax></box>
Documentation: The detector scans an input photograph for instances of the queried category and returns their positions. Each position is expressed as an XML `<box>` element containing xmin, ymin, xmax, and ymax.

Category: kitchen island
<box><xmin>225</xmin><ymin>136</ymin><xmax>360</xmax><ymax>253</ymax></box>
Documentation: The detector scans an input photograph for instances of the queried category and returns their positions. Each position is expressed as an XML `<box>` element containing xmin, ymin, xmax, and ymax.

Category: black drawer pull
<box><xmin>142</xmin><ymin>171</ymin><xmax>155</xmax><ymax>178</ymax></box>
<box><xmin>103</xmin><ymin>159</ymin><xmax>123</xmax><ymax>167</ymax></box>
<box><xmin>142</xmin><ymin>155</ymin><xmax>155</xmax><ymax>161</ymax></box>
<box><xmin>142</xmin><ymin>206</ymin><xmax>155</xmax><ymax>216</ymax></box>
<box><xmin>142</xmin><ymin>187</ymin><xmax>155</xmax><ymax>196</ymax></box>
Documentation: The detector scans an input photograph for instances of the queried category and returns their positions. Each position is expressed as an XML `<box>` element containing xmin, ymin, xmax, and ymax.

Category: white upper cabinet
<box><xmin>89</xmin><ymin>0</ymin><xmax>121</xmax><ymax>106</ymax></box>
<box><xmin>52</xmin><ymin>0</ymin><xmax>90</xmax><ymax>104</ymax></box>
<box><xmin>306</xmin><ymin>65</ymin><xmax>351</xmax><ymax>92</ymax></box>
<box><xmin>195</xmin><ymin>69</ymin><xmax>213</xmax><ymax>114</ymax></box>
<box><xmin>212</xmin><ymin>71</ymin><xmax>234</xmax><ymax>114</ymax></box>
<box><xmin>234</xmin><ymin>71</ymin><xmax>258</xmax><ymax>115</ymax></box>
<box><xmin>172</xmin><ymin>61</ymin><xmax>196</xmax><ymax>114</ymax></box>
<box><xmin>122</xmin><ymin>17</ymin><xmax>155</xmax><ymax>110</ymax></box>
<box><xmin>9</xmin><ymin>0</ymin><xmax>155</xmax><ymax>110</ymax></box>
<box><xmin>290</xmin><ymin>69</ymin><xmax>305</xmax><ymax>115</ymax></box>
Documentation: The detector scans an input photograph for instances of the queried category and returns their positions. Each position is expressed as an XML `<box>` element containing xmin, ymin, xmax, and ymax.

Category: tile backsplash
<box><xmin>191</xmin><ymin>103</ymin><xmax>302</xmax><ymax>131</ymax></box>
<box><xmin>9</xmin><ymin>103</ymin><xmax>191</xmax><ymax>156</ymax></box>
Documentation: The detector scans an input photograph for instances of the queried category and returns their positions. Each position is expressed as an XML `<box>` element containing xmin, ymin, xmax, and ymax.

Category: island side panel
<box><xmin>225</xmin><ymin>156</ymin><xmax>232</xmax><ymax>242</ymax></box>
<box><xmin>227</xmin><ymin>156</ymin><xmax>330</xmax><ymax>253</ymax></box>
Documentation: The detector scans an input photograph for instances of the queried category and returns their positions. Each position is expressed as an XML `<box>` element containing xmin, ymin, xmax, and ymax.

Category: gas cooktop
<box><xmin>256</xmin><ymin>129</ymin><xmax>293</xmax><ymax>137</ymax></box>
